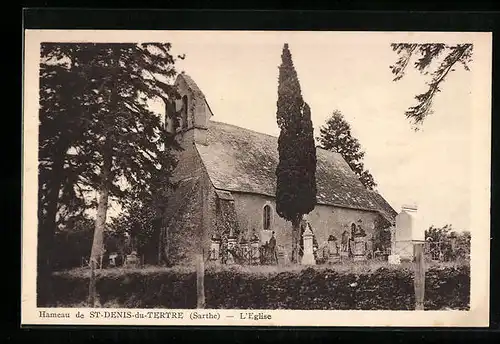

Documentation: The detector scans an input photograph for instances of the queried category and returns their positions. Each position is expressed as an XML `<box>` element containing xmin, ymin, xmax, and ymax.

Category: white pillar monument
<box><xmin>393</xmin><ymin>204</ymin><xmax>421</xmax><ymax>261</ymax></box>
<box><xmin>301</xmin><ymin>225</ymin><xmax>316</xmax><ymax>265</ymax></box>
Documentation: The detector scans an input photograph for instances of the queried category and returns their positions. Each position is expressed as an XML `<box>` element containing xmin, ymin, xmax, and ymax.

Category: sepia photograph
<box><xmin>22</xmin><ymin>30</ymin><xmax>491</xmax><ymax>326</ymax></box>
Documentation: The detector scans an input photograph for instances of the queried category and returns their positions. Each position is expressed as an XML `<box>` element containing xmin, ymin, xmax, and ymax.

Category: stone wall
<box><xmin>307</xmin><ymin>203</ymin><xmax>381</xmax><ymax>248</ymax></box>
<box><xmin>164</xmin><ymin>118</ymin><xmax>218</xmax><ymax>265</ymax></box>
<box><xmin>165</xmin><ymin>170</ymin><xmax>217</xmax><ymax>265</ymax></box>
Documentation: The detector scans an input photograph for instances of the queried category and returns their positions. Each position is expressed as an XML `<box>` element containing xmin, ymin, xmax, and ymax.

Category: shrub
<box><xmin>39</xmin><ymin>262</ymin><xmax>470</xmax><ymax>310</ymax></box>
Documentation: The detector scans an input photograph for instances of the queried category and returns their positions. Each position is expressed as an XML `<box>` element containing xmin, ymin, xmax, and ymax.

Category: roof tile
<box><xmin>196</xmin><ymin>121</ymin><xmax>397</xmax><ymax>222</ymax></box>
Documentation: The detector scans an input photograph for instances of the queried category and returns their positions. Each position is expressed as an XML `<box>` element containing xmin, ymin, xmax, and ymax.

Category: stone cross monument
<box><xmin>210</xmin><ymin>233</ymin><xmax>221</xmax><ymax>262</ymax></box>
<box><xmin>301</xmin><ymin>225</ymin><xmax>316</xmax><ymax>265</ymax></box>
<box><xmin>226</xmin><ymin>227</ymin><xmax>237</xmax><ymax>265</ymax></box>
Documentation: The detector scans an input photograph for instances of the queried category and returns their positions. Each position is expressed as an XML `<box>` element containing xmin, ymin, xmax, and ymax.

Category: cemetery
<box><xmin>201</xmin><ymin>205</ymin><xmax>466</xmax><ymax>268</ymax></box>
<box><xmin>39</xmin><ymin>205</ymin><xmax>470</xmax><ymax>310</ymax></box>
<box><xmin>94</xmin><ymin>204</ymin><xmax>467</xmax><ymax>270</ymax></box>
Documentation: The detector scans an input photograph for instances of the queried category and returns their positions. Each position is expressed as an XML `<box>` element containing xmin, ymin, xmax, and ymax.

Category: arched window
<box><xmin>182</xmin><ymin>95</ymin><xmax>188</xmax><ymax>129</ymax></box>
<box><xmin>263</xmin><ymin>205</ymin><xmax>272</xmax><ymax>230</ymax></box>
<box><xmin>165</xmin><ymin>99</ymin><xmax>174</xmax><ymax>133</ymax></box>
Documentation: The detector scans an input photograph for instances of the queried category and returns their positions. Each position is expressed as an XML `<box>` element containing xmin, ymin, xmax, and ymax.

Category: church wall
<box><xmin>230</xmin><ymin>193</ymin><xmax>292</xmax><ymax>254</ymax></box>
<box><xmin>164</xmin><ymin>75</ymin><xmax>217</xmax><ymax>264</ymax></box>
<box><xmin>171</xmin><ymin>130</ymin><xmax>198</xmax><ymax>182</ymax></box>
<box><xmin>165</xmin><ymin>127</ymin><xmax>218</xmax><ymax>265</ymax></box>
<box><xmin>167</xmin><ymin>170</ymin><xmax>217</xmax><ymax>266</ymax></box>
<box><xmin>201</xmin><ymin>168</ymin><xmax>218</xmax><ymax>261</ymax></box>
<box><xmin>307</xmin><ymin>204</ymin><xmax>381</xmax><ymax>247</ymax></box>
<box><xmin>230</xmin><ymin>192</ymin><xmax>381</xmax><ymax>258</ymax></box>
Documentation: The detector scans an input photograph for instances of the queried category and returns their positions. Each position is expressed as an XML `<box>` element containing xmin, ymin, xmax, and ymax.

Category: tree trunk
<box><xmin>414</xmin><ymin>243</ymin><xmax>425</xmax><ymax>310</ymax></box>
<box><xmin>196</xmin><ymin>252</ymin><xmax>205</xmax><ymax>308</ymax></box>
<box><xmin>38</xmin><ymin>154</ymin><xmax>65</xmax><ymax>268</ymax></box>
<box><xmin>164</xmin><ymin>217</ymin><xmax>170</xmax><ymax>266</ymax></box>
<box><xmin>291</xmin><ymin>216</ymin><xmax>302</xmax><ymax>264</ymax></box>
<box><xmin>158</xmin><ymin>207</ymin><xmax>170</xmax><ymax>266</ymax></box>
<box><xmin>88</xmin><ymin>151</ymin><xmax>111</xmax><ymax>307</ymax></box>
<box><xmin>158</xmin><ymin>217</ymin><xmax>163</xmax><ymax>265</ymax></box>
<box><xmin>37</xmin><ymin>152</ymin><xmax>65</xmax><ymax>306</ymax></box>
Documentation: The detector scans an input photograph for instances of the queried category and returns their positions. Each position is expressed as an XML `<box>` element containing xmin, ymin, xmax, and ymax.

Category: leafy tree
<box><xmin>425</xmin><ymin>224</ymin><xmax>470</xmax><ymax>261</ymax></box>
<box><xmin>275</xmin><ymin>43</ymin><xmax>317</xmax><ymax>263</ymax></box>
<box><xmin>38</xmin><ymin>46</ymin><xmax>97</xmax><ymax>276</ymax></box>
<box><xmin>317</xmin><ymin>110</ymin><xmax>377</xmax><ymax>190</ymax></box>
<box><xmin>390</xmin><ymin>43</ymin><xmax>473</xmax><ymax>129</ymax></box>
<box><xmin>103</xmin><ymin>228</ymin><xmax>128</xmax><ymax>258</ymax></box>
<box><xmin>51</xmin><ymin>213</ymin><xmax>95</xmax><ymax>271</ymax></box>
<box><xmin>454</xmin><ymin>230</ymin><xmax>471</xmax><ymax>261</ymax></box>
<box><xmin>425</xmin><ymin>224</ymin><xmax>453</xmax><ymax>242</ymax></box>
<box><xmin>108</xmin><ymin>170</ymin><xmax>173</xmax><ymax>265</ymax></box>
<box><xmin>372</xmin><ymin>216</ymin><xmax>391</xmax><ymax>253</ymax></box>
<box><xmin>38</xmin><ymin>43</ymin><xmax>183</xmax><ymax>305</ymax></box>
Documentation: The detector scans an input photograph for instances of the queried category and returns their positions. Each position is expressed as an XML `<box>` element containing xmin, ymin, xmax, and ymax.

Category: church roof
<box><xmin>178</xmin><ymin>73</ymin><xmax>206</xmax><ymax>100</ymax></box>
<box><xmin>195</xmin><ymin>120</ymin><xmax>397</xmax><ymax>223</ymax></box>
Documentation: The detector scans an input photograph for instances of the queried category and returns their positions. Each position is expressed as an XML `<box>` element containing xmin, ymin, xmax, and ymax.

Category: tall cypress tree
<box><xmin>275</xmin><ymin>43</ymin><xmax>317</xmax><ymax>263</ymax></box>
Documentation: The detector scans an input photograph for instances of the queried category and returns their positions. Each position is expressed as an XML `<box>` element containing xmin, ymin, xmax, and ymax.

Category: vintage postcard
<box><xmin>22</xmin><ymin>30</ymin><xmax>491</xmax><ymax>327</ymax></box>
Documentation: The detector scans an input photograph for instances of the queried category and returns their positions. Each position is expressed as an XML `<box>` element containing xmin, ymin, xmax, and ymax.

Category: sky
<box><xmin>148</xmin><ymin>31</ymin><xmax>475</xmax><ymax>232</ymax></box>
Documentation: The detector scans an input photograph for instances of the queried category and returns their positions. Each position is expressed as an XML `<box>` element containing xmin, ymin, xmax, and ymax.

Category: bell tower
<box><xmin>165</xmin><ymin>73</ymin><xmax>213</xmax><ymax>146</ymax></box>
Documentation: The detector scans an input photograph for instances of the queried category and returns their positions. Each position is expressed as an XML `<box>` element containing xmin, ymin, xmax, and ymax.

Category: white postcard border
<box><xmin>22</xmin><ymin>30</ymin><xmax>492</xmax><ymax>327</ymax></box>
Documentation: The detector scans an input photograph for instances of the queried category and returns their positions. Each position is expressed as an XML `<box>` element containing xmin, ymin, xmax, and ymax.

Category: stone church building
<box><xmin>160</xmin><ymin>73</ymin><xmax>397</xmax><ymax>265</ymax></box>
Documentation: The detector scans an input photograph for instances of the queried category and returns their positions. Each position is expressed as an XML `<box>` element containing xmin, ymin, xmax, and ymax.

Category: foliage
<box><xmin>108</xmin><ymin>194</ymin><xmax>164</xmax><ymax>264</ymax></box>
<box><xmin>390</xmin><ymin>43</ymin><xmax>473</xmax><ymax>129</ymax></box>
<box><xmin>51</xmin><ymin>214</ymin><xmax>95</xmax><ymax>271</ymax></box>
<box><xmin>275</xmin><ymin>43</ymin><xmax>317</xmax><ymax>262</ymax></box>
<box><xmin>372</xmin><ymin>216</ymin><xmax>392</xmax><ymax>252</ymax></box>
<box><xmin>51</xmin><ymin>43</ymin><xmax>180</xmax><ymax>204</ymax></box>
<box><xmin>38</xmin><ymin>43</ymin><xmax>183</xmax><ymax>272</ymax></box>
<box><xmin>41</xmin><ymin>262</ymin><xmax>470</xmax><ymax>310</ymax></box>
<box><xmin>50</xmin><ymin>213</ymin><xmax>131</xmax><ymax>270</ymax></box>
<box><xmin>317</xmin><ymin>110</ymin><xmax>377</xmax><ymax>190</ymax></box>
<box><xmin>275</xmin><ymin>43</ymin><xmax>317</xmax><ymax>221</ymax></box>
<box><xmin>425</xmin><ymin>224</ymin><xmax>471</xmax><ymax>261</ymax></box>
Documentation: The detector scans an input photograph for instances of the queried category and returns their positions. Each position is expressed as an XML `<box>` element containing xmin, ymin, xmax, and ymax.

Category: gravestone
<box><xmin>301</xmin><ymin>226</ymin><xmax>316</xmax><ymax>265</ymax></box>
<box><xmin>352</xmin><ymin>236</ymin><xmax>367</xmax><ymax>262</ymax></box>
<box><xmin>327</xmin><ymin>235</ymin><xmax>340</xmax><ymax>264</ymax></box>
<box><xmin>240</xmin><ymin>238</ymin><xmax>249</xmax><ymax>263</ymax></box>
<box><xmin>108</xmin><ymin>253</ymin><xmax>118</xmax><ymax>267</ymax></box>
<box><xmin>351</xmin><ymin>223</ymin><xmax>367</xmax><ymax>262</ymax></box>
<box><xmin>340</xmin><ymin>230</ymin><xmax>350</xmax><ymax>261</ymax></box>
<box><xmin>250</xmin><ymin>235</ymin><xmax>260</xmax><ymax>264</ymax></box>
<box><xmin>277</xmin><ymin>245</ymin><xmax>287</xmax><ymax>265</ymax></box>
<box><xmin>365</xmin><ymin>234</ymin><xmax>374</xmax><ymax>259</ymax></box>
<box><xmin>125</xmin><ymin>251</ymin><xmax>139</xmax><ymax>268</ymax></box>
<box><xmin>210</xmin><ymin>234</ymin><xmax>221</xmax><ymax>262</ymax></box>
<box><xmin>226</xmin><ymin>235</ymin><xmax>237</xmax><ymax>265</ymax></box>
